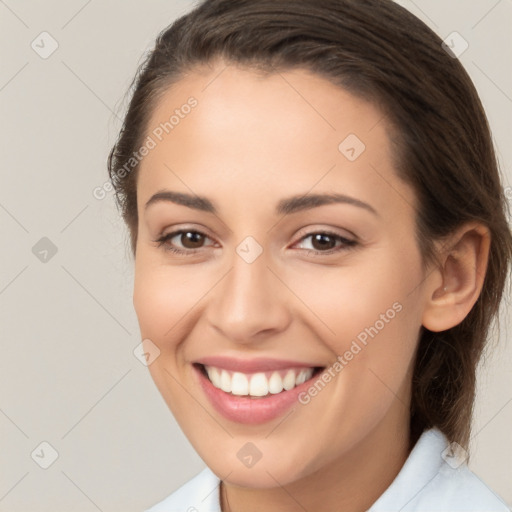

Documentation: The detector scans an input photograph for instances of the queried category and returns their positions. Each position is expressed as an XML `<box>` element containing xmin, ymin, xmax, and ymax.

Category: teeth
<box><xmin>231</xmin><ymin>372</ymin><xmax>249</xmax><ymax>395</ymax></box>
<box><xmin>295</xmin><ymin>370</ymin><xmax>307</xmax><ymax>385</ymax></box>
<box><xmin>204</xmin><ymin>366</ymin><xmax>314</xmax><ymax>397</ymax></box>
<box><xmin>268</xmin><ymin>372</ymin><xmax>284</xmax><ymax>394</ymax></box>
<box><xmin>283</xmin><ymin>370</ymin><xmax>296</xmax><ymax>390</ymax></box>
<box><xmin>220</xmin><ymin>370</ymin><xmax>231</xmax><ymax>393</ymax></box>
<box><xmin>208</xmin><ymin>367</ymin><xmax>221</xmax><ymax>388</ymax></box>
<box><xmin>249</xmin><ymin>373</ymin><xmax>268</xmax><ymax>396</ymax></box>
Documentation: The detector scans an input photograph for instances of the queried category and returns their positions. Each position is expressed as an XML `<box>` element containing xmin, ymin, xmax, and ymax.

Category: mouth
<box><xmin>192</xmin><ymin>355</ymin><xmax>327</xmax><ymax>424</ymax></box>
<box><xmin>194</xmin><ymin>363</ymin><xmax>324</xmax><ymax>399</ymax></box>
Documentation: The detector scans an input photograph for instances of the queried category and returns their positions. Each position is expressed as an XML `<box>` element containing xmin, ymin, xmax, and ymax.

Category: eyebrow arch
<box><xmin>276</xmin><ymin>192</ymin><xmax>378</xmax><ymax>216</ymax></box>
<box><xmin>145</xmin><ymin>190</ymin><xmax>216</xmax><ymax>213</ymax></box>
<box><xmin>144</xmin><ymin>189</ymin><xmax>378</xmax><ymax>216</ymax></box>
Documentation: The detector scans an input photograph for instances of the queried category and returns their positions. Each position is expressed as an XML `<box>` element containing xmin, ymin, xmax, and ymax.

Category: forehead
<box><xmin>137</xmin><ymin>62</ymin><xmax>415</xmax><ymax>220</ymax></box>
<box><xmin>145</xmin><ymin>62</ymin><xmax>387</xmax><ymax>152</ymax></box>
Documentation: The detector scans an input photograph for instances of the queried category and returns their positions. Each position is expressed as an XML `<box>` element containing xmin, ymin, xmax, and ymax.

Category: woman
<box><xmin>108</xmin><ymin>0</ymin><xmax>512</xmax><ymax>510</ymax></box>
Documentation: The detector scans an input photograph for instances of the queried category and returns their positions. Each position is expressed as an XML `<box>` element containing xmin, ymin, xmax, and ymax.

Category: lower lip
<box><xmin>194</xmin><ymin>364</ymin><xmax>320</xmax><ymax>424</ymax></box>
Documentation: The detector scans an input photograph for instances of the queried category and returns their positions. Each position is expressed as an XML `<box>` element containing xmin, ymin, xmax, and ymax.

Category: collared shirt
<box><xmin>144</xmin><ymin>428</ymin><xmax>510</xmax><ymax>511</ymax></box>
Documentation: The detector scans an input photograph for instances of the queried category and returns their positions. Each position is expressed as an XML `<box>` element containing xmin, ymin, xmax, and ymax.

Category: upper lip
<box><xmin>194</xmin><ymin>356</ymin><xmax>322</xmax><ymax>373</ymax></box>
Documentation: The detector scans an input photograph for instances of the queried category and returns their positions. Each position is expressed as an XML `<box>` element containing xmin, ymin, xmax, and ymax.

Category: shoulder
<box><xmin>430</xmin><ymin>464</ymin><xmax>510</xmax><ymax>510</ymax></box>
<box><xmin>370</xmin><ymin>428</ymin><xmax>510</xmax><ymax>512</ymax></box>
<box><xmin>404</xmin><ymin>465</ymin><xmax>511</xmax><ymax>511</ymax></box>
<box><xmin>144</xmin><ymin>467</ymin><xmax>221</xmax><ymax>512</ymax></box>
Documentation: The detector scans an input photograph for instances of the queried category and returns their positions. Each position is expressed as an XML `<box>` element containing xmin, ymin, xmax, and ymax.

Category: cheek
<box><xmin>132</xmin><ymin>261</ymin><xmax>200</xmax><ymax>411</ymax></box>
<box><xmin>289</xmin><ymin>246</ymin><xmax>424</xmax><ymax>388</ymax></box>
<box><xmin>133</xmin><ymin>260</ymin><xmax>195</xmax><ymax>349</ymax></box>
<box><xmin>293</xmin><ymin>255</ymin><xmax>420</xmax><ymax>339</ymax></box>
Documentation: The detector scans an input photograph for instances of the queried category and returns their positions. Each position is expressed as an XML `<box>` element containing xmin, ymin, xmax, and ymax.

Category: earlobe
<box><xmin>422</xmin><ymin>223</ymin><xmax>491</xmax><ymax>333</ymax></box>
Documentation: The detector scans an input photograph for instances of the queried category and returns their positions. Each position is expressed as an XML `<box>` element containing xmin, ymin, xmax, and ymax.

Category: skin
<box><xmin>133</xmin><ymin>60</ymin><xmax>490</xmax><ymax>512</ymax></box>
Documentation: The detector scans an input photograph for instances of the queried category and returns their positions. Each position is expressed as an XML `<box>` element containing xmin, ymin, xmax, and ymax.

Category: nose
<box><xmin>205</xmin><ymin>248</ymin><xmax>291</xmax><ymax>344</ymax></box>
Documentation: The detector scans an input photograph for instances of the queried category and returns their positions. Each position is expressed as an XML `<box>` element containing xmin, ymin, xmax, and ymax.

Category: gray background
<box><xmin>1</xmin><ymin>0</ymin><xmax>511</xmax><ymax>510</ymax></box>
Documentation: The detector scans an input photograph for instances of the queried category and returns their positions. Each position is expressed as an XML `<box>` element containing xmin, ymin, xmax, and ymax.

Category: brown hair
<box><xmin>107</xmin><ymin>0</ymin><xmax>512</xmax><ymax>449</ymax></box>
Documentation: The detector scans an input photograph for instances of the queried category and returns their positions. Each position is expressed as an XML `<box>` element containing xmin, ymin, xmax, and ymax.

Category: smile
<box><xmin>203</xmin><ymin>365</ymin><xmax>318</xmax><ymax>397</ymax></box>
<box><xmin>193</xmin><ymin>359</ymin><xmax>325</xmax><ymax>424</ymax></box>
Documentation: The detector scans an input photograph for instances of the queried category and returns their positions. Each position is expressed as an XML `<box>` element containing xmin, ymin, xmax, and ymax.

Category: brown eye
<box><xmin>294</xmin><ymin>231</ymin><xmax>357</xmax><ymax>255</ymax></box>
<box><xmin>154</xmin><ymin>229</ymin><xmax>216</xmax><ymax>255</ymax></box>
<box><xmin>310</xmin><ymin>233</ymin><xmax>337</xmax><ymax>251</ymax></box>
<box><xmin>179</xmin><ymin>231</ymin><xmax>206</xmax><ymax>249</ymax></box>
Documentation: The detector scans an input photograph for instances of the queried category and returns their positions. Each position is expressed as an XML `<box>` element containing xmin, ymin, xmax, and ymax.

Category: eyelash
<box><xmin>152</xmin><ymin>229</ymin><xmax>358</xmax><ymax>257</ymax></box>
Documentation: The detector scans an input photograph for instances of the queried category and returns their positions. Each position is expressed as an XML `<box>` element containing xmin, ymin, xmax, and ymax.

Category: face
<box><xmin>133</xmin><ymin>61</ymin><xmax>431</xmax><ymax>488</ymax></box>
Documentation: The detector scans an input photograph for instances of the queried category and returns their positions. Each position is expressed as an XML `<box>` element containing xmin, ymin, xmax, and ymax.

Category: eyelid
<box><xmin>153</xmin><ymin>227</ymin><xmax>217</xmax><ymax>250</ymax></box>
<box><xmin>291</xmin><ymin>225</ymin><xmax>357</xmax><ymax>245</ymax></box>
<box><xmin>154</xmin><ymin>225</ymin><xmax>359</xmax><ymax>256</ymax></box>
<box><xmin>157</xmin><ymin>223</ymin><xmax>217</xmax><ymax>242</ymax></box>
<box><xmin>290</xmin><ymin>229</ymin><xmax>357</xmax><ymax>254</ymax></box>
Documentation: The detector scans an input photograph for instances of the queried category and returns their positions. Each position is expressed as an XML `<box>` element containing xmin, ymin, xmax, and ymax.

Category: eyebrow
<box><xmin>144</xmin><ymin>189</ymin><xmax>378</xmax><ymax>216</ymax></box>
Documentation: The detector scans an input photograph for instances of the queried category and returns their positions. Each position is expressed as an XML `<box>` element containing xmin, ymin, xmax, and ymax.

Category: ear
<box><xmin>422</xmin><ymin>222</ymin><xmax>491</xmax><ymax>332</ymax></box>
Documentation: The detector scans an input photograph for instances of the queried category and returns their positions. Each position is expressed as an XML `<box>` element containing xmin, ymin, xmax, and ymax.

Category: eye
<box><xmin>293</xmin><ymin>231</ymin><xmax>357</xmax><ymax>255</ymax></box>
<box><xmin>153</xmin><ymin>228</ymin><xmax>358</xmax><ymax>257</ymax></box>
<box><xmin>153</xmin><ymin>229</ymin><xmax>216</xmax><ymax>255</ymax></box>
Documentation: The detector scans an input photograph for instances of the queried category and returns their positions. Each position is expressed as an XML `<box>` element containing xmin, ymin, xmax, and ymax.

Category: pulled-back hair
<box><xmin>108</xmin><ymin>0</ymin><xmax>512</xmax><ymax>449</ymax></box>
